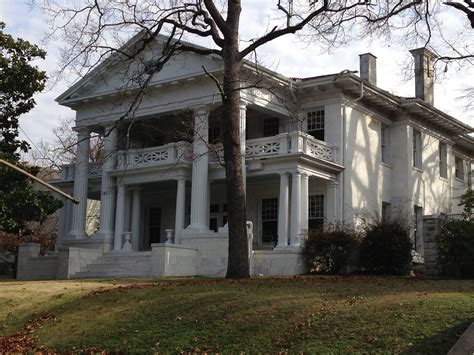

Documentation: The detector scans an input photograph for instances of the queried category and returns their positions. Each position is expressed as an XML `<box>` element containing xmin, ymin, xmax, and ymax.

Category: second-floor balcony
<box><xmin>115</xmin><ymin>141</ymin><xmax>193</xmax><ymax>171</ymax></box>
<box><xmin>58</xmin><ymin>131</ymin><xmax>338</xmax><ymax>181</ymax></box>
<box><xmin>211</xmin><ymin>131</ymin><xmax>337</xmax><ymax>163</ymax></box>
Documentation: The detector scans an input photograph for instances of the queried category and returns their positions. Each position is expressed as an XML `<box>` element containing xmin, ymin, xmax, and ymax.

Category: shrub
<box><xmin>437</xmin><ymin>219</ymin><xmax>474</xmax><ymax>278</ymax></box>
<box><xmin>304</xmin><ymin>225</ymin><xmax>360</xmax><ymax>274</ymax></box>
<box><xmin>360</xmin><ymin>219</ymin><xmax>412</xmax><ymax>275</ymax></box>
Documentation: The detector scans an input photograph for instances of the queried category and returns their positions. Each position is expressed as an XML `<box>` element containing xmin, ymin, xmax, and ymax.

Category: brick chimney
<box><xmin>409</xmin><ymin>47</ymin><xmax>437</xmax><ymax>105</ymax></box>
<box><xmin>359</xmin><ymin>53</ymin><xmax>377</xmax><ymax>85</ymax></box>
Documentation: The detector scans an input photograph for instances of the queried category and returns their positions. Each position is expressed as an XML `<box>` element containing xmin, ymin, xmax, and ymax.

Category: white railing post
<box><xmin>278</xmin><ymin>133</ymin><xmax>289</xmax><ymax>155</ymax></box>
<box><xmin>289</xmin><ymin>131</ymin><xmax>304</xmax><ymax>153</ymax></box>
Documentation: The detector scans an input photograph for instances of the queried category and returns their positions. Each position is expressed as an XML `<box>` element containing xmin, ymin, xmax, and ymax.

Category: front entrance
<box><xmin>149</xmin><ymin>207</ymin><xmax>162</xmax><ymax>246</ymax></box>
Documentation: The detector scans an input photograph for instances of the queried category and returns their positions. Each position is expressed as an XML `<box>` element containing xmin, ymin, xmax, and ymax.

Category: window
<box><xmin>455</xmin><ymin>156</ymin><xmax>464</xmax><ymax>181</ymax></box>
<box><xmin>414</xmin><ymin>205</ymin><xmax>423</xmax><ymax>252</ymax></box>
<box><xmin>381</xmin><ymin>124</ymin><xmax>390</xmax><ymax>163</ymax></box>
<box><xmin>412</xmin><ymin>129</ymin><xmax>422</xmax><ymax>169</ymax></box>
<box><xmin>382</xmin><ymin>201</ymin><xmax>391</xmax><ymax>221</ymax></box>
<box><xmin>309</xmin><ymin>195</ymin><xmax>324</xmax><ymax>229</ymax></box>
<box><xmin>263</xmin><ymin>117</ymin><xmax>279</xmax><ymax>137</ymax></box>
<box><xmin>209</xmin><ymin>203</ymin><xmax>227</xmax><ymax>232</ymax></box>
<box><xmin>261</xmin><ymin>198</ymin><xmax>278</xmax><ymax>244</ymax></box>
<box><xmin>307</xmin><ymin>109</ymin><xmax>325</xmax><ymax>141</ymax></box>
<box><xmin>439</xmin><ymin>142</ymin><xmax>448</xmax><ymax>179</ymax></box>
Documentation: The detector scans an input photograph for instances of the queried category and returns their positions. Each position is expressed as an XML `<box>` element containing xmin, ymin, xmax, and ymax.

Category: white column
<box><xmin>188</xmin><ymin>107</ymin><xmax>210</xmax><ymax>231</ymax></box>
<box><xmin>174</xmin><ymin>178</ymin><xmax>186</xmax><ymax>244</ymax></box>
<box><xmin>301</xmin><ymin>173</ymin><xmax>309</xmax><ymax>233</ymax></box>
<box><xmin>290</xmin><ymin>171</ymin><xmax>302</xmax><ymax>247</ymax></box>
<box><xmin>68</xmin><ymin>128</ymin><xmax>90</xmax><ymax>239</ymax></box>
<box><xmin>326</xmin><ymin>181</ymin><xmax>339</xmax><ymax>224</ymax></box>
<box><xmin>131</xmin><ymin>187</ymin><xmax>141</xmax><ymax>251</ymax></box>
<box><xmin>240</xmin><ymin>101</ymin><xmax>247</xmax><ymax>193</ymax></box>
<box><xmin>276</xmin><ymin>172</ymin><xmax>289</xmax><ymax>248</ymax></box>
<box><xmin>65</xmin><ymin>199</ymin><xmax>72</xmax><ymax>235</ymax></box>
<box><xmin>57</xmin><ymin>198</ymin><xmax>69</xmax><ymax>248</ymax></box>
<box><xmin>113</xmin><ymin>184</ymin><xmax>126</xmax><ymax>251</ymax></box>
<box><xmin>97</xmin><ymin>124</ymin><xmax>117</xmax><ymax>239</ymax></box>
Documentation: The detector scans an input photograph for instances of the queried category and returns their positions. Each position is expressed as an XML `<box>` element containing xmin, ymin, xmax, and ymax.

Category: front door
<box><xmin>149</xmin><ymin>207</ymin><xmax>162</xmax><ymax>246</ymax></box>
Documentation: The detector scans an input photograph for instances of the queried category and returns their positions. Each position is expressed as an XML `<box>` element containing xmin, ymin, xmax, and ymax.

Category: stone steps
<box><xmin>73</xmin><ymin>251</ymin><xmax>152</xmax><ymax>278</ymax></box>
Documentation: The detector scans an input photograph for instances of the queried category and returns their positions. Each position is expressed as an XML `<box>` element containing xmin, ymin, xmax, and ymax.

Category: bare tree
<box><xmin>445</xmin><ymin>1</ymin><xmax>474</xmax><ymax>28</ymax></box>
<box><xmin>39</xmin><ymin>0</ymin><xmax>468</xmax><ymax>278</ymax></box>
<box><xmin>29</xmin><ymin>116</ymin><xmax>104</xmax><ymax>171</ymax></box>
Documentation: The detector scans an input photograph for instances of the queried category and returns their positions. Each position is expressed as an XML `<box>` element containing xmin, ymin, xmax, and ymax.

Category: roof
<box><xmin>56</xmin><ymin>34</ymin><xmax>474</xmax><ymax>155</ymax></box>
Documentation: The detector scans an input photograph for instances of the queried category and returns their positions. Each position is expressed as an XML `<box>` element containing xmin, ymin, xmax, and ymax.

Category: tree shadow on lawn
<box><xmin>403</xmin><ymin>320</ymin><xmax>472</xmax><ymax>355</ymax></box>
<box><xmin>30</xmin><ymin>277</ymin><xmax>474</xmax><ymax>352</ymax></box>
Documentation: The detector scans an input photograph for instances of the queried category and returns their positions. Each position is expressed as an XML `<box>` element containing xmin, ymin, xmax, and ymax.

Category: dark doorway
<box><xmin>149</xmin><ymin>207</ymin><xmax>162</xmax><ymax>245</ymax></box>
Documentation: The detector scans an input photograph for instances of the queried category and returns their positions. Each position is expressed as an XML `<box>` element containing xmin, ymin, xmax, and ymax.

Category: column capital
<box><xmin>278</xmin><ymin>171</ymin><xmax>289</xmax><ymax>177</ymax></box>
<box><xmin>73</xmin><ymin>126</ymin><xmax>91</xmax><ymax>136</ymax></box>
<box><xmin>192</xmin><ymin>105</ymin><xmax>210</xmax><ymax>117</ymax></box>
<box><xmin>290</xmin><ymin>170</ymin><xmax>302</xmax><ymax>177</ymax></box>
<box><xmin>301</xmin><ymin>172</ymin><xmax>310</xmax><ymax>179</ymax></box>
<box><xmin>328</xmin><ymin>180</ymin><xmax>338</xmax><ymax>187</ymax></box>
<box><xmin>176</xmin><ymin>176</ymin><xmax>187</xmax><ymax>182</ymax></box>
<box><xmin>239</xmin><ymin>101</ymin><xmax>247</xmax><ymax>110</ymax></box>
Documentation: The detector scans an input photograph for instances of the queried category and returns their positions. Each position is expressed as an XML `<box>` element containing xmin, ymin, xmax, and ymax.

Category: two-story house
<box><xmin>16</xmin><ymin>37</ymin><xmax>473</xmax><ymax>280</ymax></box>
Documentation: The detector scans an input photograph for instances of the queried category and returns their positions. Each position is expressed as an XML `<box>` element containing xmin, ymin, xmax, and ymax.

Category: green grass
<box><xmin>1</xmin><ymin>276</ymin><xmax>473</xmax><ymax>353</ymax></box>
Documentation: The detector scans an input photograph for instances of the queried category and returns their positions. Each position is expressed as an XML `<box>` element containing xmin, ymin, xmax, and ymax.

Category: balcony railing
<box><xmin>60</xmin><ymin>161</ymin><xmax>103</xmax><ymax>181</ymax></box>
<box><xmin>59</xmin><ymin>133</ymin><xmax>337</xmax><ymax>181</ymax></box>
<box><xmin>115</xmin><ymin>141</ymin><xmax>192</xmax><ymax>170</ymax></box>
<box><xmin>210</xmin><ymin>131</ymin><xmax>337</xmax><ymax>163</ymax></box>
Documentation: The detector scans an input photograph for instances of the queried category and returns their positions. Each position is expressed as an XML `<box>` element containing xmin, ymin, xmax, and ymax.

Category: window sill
<box><xmin>412</xmin><ymin>166</ymin><xmax>423</xmax><ymax>173</ymax></box>
<box><xmin>454</xmin><ymin>177</ymin><xmax>465</xmax><ymax>183</ymax></box>
<box><xmin>380</xmin><ymin>162</ymin><xmax>392</xmax><ymax>169</ymax></box>
<box><xmin>439</xmin><ymin>176</ymin><xmax>448</xmax><ymax>182</ymax></box>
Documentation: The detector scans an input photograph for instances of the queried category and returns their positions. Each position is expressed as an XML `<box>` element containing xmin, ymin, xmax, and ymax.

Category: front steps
<box><xmin>74</xmin><ymin>251</ymin><xmax>152</xmax><ymax>278</ymax></box>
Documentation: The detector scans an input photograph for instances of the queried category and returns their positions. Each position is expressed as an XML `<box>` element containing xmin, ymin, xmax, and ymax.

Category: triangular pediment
<box><xmin>57</xmin><ymin>36</ymin><xmax>223</xmax><ymax>105</ymax></box>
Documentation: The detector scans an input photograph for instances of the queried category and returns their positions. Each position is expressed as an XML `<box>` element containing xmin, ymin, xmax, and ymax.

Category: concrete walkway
<box><xmin>449</xmin><ymin>323</ymin><xmax>474</xmax><ymax>355</ymax></box>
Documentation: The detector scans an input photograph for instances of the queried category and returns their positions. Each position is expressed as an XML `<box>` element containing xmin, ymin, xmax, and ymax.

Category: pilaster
<box><xmin>301</xmin><ymin>173</ymin><xmax>309</xmax><ymax>233</ymax></box>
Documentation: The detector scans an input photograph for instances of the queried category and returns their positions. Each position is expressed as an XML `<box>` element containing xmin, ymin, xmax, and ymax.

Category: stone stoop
<box><xmin>74</xmin><ymin>251</ymin><xmax>152</xmax><ymax>278</ymax></box>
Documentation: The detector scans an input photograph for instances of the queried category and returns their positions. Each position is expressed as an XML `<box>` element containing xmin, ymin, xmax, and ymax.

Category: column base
<box><xmin>66</xmin><ymin>232</ymin><xmax>87</xmax><ymax>240</ymax></box>
<box><xmin>93</xmin><ymin>230</ymin><xmax>114</xmax><ymax>240</ymax></box>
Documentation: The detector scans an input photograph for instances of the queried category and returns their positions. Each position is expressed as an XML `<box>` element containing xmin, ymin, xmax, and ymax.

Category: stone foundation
<box><xmin>422</xmin><ymin>215</ymin><xmax>444</xmax><ymax>276</ymax></box>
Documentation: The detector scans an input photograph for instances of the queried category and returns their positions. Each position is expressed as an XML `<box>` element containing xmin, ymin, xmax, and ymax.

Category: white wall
<box><xmin>343</xmin><ymin>104</ymin><xmax>391</xmax><ymax>225</ymax></box>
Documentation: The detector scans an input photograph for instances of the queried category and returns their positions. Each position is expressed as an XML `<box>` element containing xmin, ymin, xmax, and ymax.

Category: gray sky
<box><xmin>2</xmin><ymin>0</ymin><xmax>473</xmax><ymax>148</ymax></box>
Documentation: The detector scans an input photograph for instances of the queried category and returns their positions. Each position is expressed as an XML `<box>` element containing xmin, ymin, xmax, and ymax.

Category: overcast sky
<box><xmin>2</xmin><ymin>0</ymin><xmax>473</xmax><ymax>149</ymax></box>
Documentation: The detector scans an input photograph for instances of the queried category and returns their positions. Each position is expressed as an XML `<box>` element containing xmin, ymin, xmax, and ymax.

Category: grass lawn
<box><xmin>0</xmin><ymin>276</ymin><xmax>473</xmax><ymax>353</ymax></box>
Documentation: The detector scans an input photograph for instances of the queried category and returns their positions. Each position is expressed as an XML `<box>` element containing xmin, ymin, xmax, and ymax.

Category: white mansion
<box><xmin>17</xmin><ymin>39</ymin><xmax>473</xmax><ymax>279</ymax></box>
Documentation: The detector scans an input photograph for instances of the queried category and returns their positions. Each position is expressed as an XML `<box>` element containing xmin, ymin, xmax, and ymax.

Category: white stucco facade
<box><xmin>16</xmin><ymin>40</ymin><xmax>473</xmax><ymax>280</ymax></box>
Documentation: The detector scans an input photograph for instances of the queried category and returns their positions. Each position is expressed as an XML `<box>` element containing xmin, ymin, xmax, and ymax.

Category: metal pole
<box><xmin>0</xmin><ymin>159</ymin><xmax>79</xmax><ymax>204</ymax></box>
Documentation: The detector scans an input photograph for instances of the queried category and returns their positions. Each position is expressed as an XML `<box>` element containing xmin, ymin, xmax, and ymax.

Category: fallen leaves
<box><xmin>0</xmin><ymin>312</ymin><xmax>54</xmax><ymax>352</ymax></box>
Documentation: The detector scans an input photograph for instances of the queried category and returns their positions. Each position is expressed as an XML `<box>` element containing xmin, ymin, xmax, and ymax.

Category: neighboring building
<box><xmin>17</xmin><ymin>37</ymin><xmax>473</xmax><ymax>280</ymax></box>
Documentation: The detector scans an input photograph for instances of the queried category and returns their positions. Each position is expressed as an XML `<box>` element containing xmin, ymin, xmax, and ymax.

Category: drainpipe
<box><xmin>341</xmin><ymin>80</ymin><xmax>365</xmax><ymax>223</ymax></box>
<box><xmin>289</xmin><ymin>80</ymin><xmax>299</xmax><ymax>131</ymax></box>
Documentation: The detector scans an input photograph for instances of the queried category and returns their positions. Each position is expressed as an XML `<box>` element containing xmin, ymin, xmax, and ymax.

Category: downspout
<box><xmin>341</xmin><ymin>80</ymin><xmax>364</xmax><ymax>223</ymax></box>
<box><xmin>289</xmin><ymin>80</ymin><xmax>299</xmax><ymax>132</ymax></box>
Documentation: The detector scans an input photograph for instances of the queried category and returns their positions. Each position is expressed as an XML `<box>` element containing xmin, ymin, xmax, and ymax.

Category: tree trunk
<box><xmin>222</xmin><ymin>1</ymin><xmax>249</xmax><ymax>279</ymax></box>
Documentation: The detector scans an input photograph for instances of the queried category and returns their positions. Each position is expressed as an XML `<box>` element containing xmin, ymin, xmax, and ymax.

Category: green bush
<box><xmin>360</xmin><ymin>219</ymin><xmax>412</xmax><ymax>275</ymax></box>
<box><xmin>437</xmin><ymin>219</ymin><xmax>474</xmax><ymax>278</ymax></box>
<box><xmin>304</xmin><ymin>226</ymin><xmax>360</xmax><ymax>274</ymax></box>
